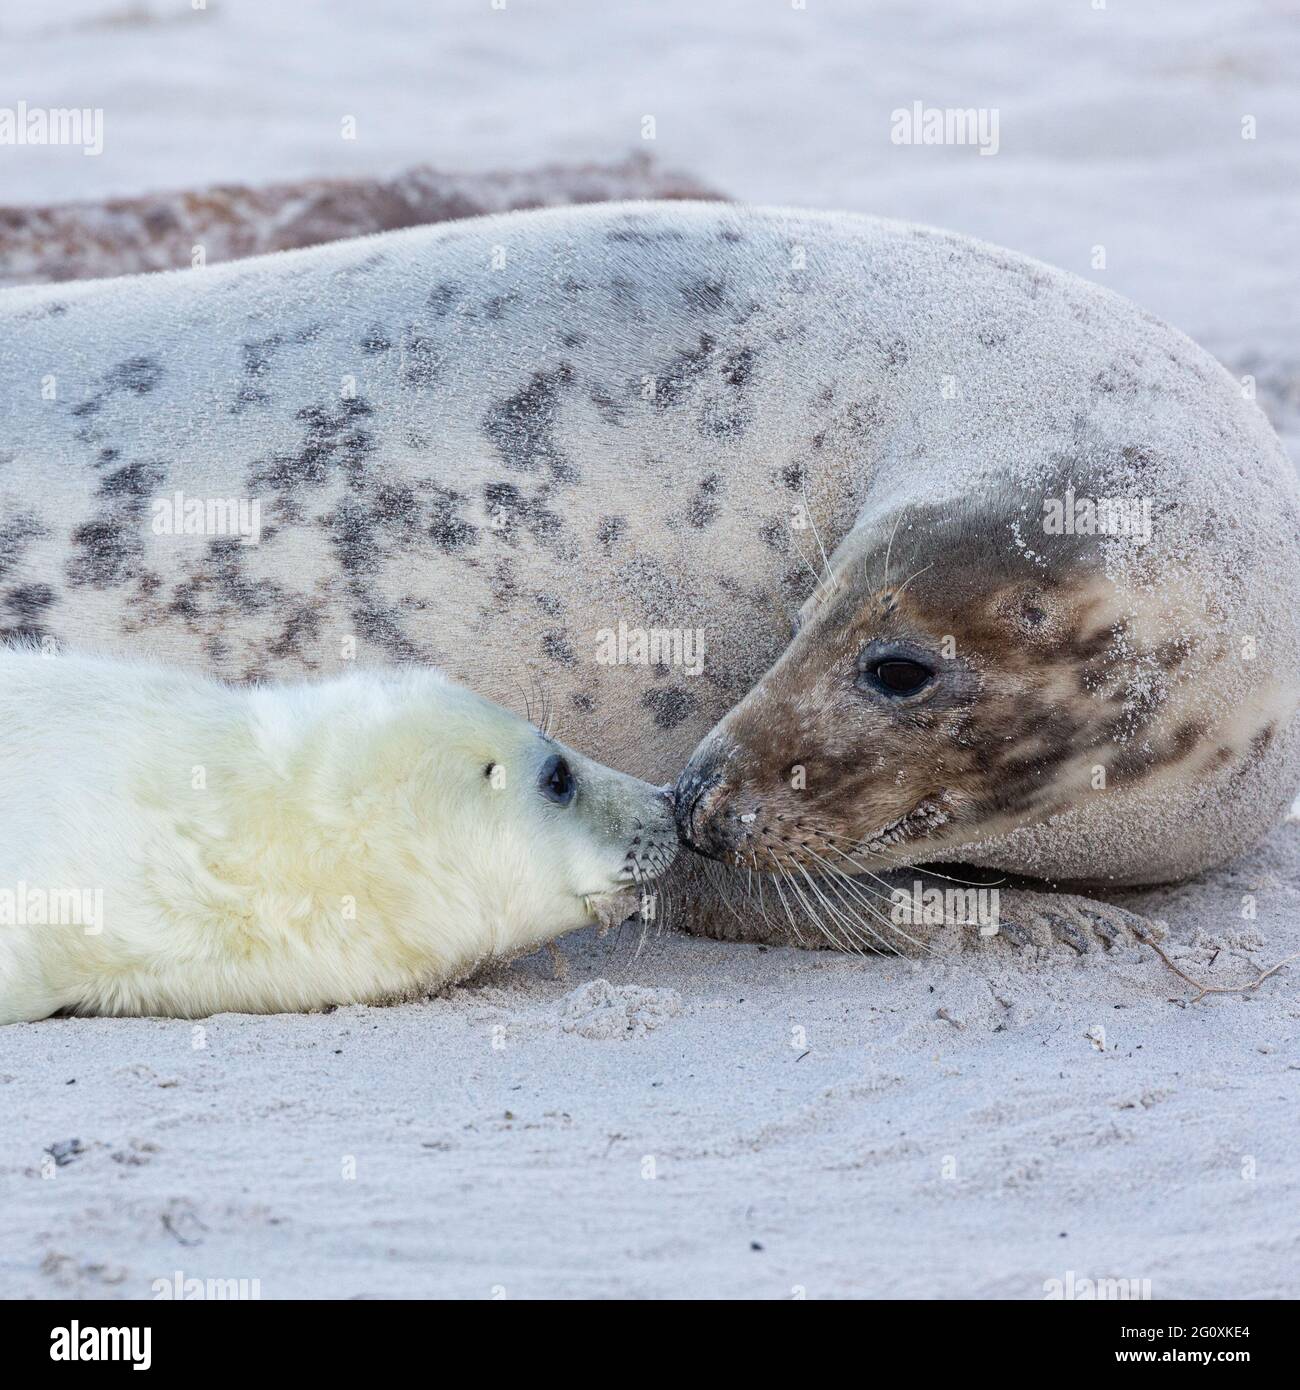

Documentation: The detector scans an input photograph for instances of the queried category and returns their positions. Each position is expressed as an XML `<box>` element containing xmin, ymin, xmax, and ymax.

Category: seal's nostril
<box><xmin>672</xmin><ymin>762</ymin><xmax>726</xmax><ymax>855</ymax></box>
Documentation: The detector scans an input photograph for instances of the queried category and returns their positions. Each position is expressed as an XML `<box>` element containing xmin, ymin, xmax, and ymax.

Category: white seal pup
<box><xmin>0</xmin><ymin>645</ymin><xmax>676</xmax><ymax>1023</ymax></box>
<box><xmin>1</xmin><ymin>201</ymin><xmax>1297</xmax><ymax>934</ymax></box>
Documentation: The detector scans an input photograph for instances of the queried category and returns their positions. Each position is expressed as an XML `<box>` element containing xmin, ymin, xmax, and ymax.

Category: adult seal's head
<box><xmin>676</xmin><ymin>360</ymin><xmax>1300</xmax><ymax>891</ymax></box>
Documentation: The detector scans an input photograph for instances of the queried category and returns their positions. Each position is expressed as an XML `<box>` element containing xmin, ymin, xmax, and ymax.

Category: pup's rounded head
<box><xmin>360</xmin><ymin>673</ymin><xmax>678</xmax><ymax>946</ymax></box>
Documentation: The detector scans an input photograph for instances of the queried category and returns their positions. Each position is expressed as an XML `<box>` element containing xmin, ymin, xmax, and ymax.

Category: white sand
<box><xmin>3</xmin><ymin>822</ymin><xmax>1298</xmax><ymax>1300</ymax></box>
<box><xmin>2</xmin><ymin>0</ymin><xmax>1297</xmax><ymax>1300</ymax></box>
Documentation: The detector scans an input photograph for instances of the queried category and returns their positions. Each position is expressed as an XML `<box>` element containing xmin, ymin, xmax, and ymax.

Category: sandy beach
<box><xmin>3</xmin><ymin>819</ymin><xmax>1298</xmax><ymax>1300</ymax></box>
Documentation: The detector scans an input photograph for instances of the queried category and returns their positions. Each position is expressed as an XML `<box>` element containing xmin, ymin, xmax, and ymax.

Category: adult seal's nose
<box><xmin>673</xmin><ymin>762</ymin><xmax>729</xmax><ymax>858</ymax></box>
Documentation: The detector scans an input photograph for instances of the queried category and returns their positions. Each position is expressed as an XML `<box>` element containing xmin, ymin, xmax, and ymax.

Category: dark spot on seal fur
<box><xmin>398</xmin><ymin>326</ymin><xmax>442</xmax><ymax>389</ymax></box>
<box><xmin>605</xmin><ymin>227</ymin><xmax>687</xmax><ymax>244</ymax></box>
<box><xmin>596</xmin><ymin>516</ymin><xmax>626</xmax><ymax>552</ymax></box>
<box><xmin>482</xmin><ymin>365</ymin><xmax>577</xmax><ymax>482</ymax></box>
<box><xmin>335</xmin><ymin>252</ymin><xmax>388</xmax><ymax>280</ymax></box>
<box><xmin>722</xmin><ymin>347</ymin><xmax>757</xmax><ymax>389</ymax></box>
<box><xmin>759</xmin><ymin>518</ymin><xmax>786</xmax><ymax>550</ymax></box>
<box><xmin>482</xmin><ymin>481</ymin><xmax>565</xmax><ymax>545</ymax></box>
<box><xmin>241</xmin><ymin>334</ymin><xmax>284</xmax><ymax>382</ymax></box>
<box><xmin>485</xmin><ymin>292</ymin><xmax>520</xmax><ymax>321</ymax></box>
<box><xmin>687</xmin><ymin>474</ymin><xmax>722</xmax><ymax>528</ymax></box>
<box><xmin>1247</xmin><ymin>723</ymin><xmax>1276</xmax><ymax>765</ymax></box>
<box><xmin>589</xmin><ymin>387</ymin><xmax>625</xmax><ymax>426</ymax></box>
<box><xmin>348</xmin><ymin>591</ymin><xmax>423</xmax><ymax>663</ymax></box>
<box><xmin>1170</xmin><ymin>720</ymin><xmax>1208</xmax><ymax>760</ymax></box>
<box><xmin>65</xmin><ymin>353</ymin><xmax>160</xmax><ymax>421</ymax></box>
<box><xmin>651</xmin><ymin>334</ymin><xmax>714</xmax><ymax>407</ymax></box>
<box><xmin>487</xmin><ymin>558</ymin><xmax>519</xmax><ymax>606</ymax></box>
<box><xmin>429</xmin><ymin>487</ymin><xmax>479</xmax><ymax>553</ymax></box>
<box><xmin>249</xmin><ymin>398</ymin><xmax>375</xmax><ymax>492</ymax></box>
<box><xmin>0</xmin><ymin>513</ymin><xmax>49</xmax><ymax>585</ymax></box>
<box><xmin>541</xmin><ymin>629</ymin><xmax>577</xmax><ymax>667</ymax></box>
<box><xmin>881</xmin><ymin>337</ymin><xmax>910</xmax><ymax>368</ymax></box>
<box><xmin>680</xmin><ymin>279</ymin><xmax>727</xmax><ymax>315</ymax></box>
<box><xmin>4</xmin><ymin>583</ymin><xmax>56</xmax><ymax>620</ymax></box>
<box><xmin>1151</xmin><ymin>637</ymin><xmax>1193</xmax><ymax>670</ymax></box>
<box><xmin>642</xmin><ymin>686</ymin><xmax>697</xmax><ymax>730</ymax></box>
<box><xmin>17</xmin><ymin>299</ymin><xmax>68</xmax><ymax>321</ymax></box>
<box><xmin>318</xmin><ymin>480</ymin><xmax>435</xmax><ymax>578</ymax></box>
<box><xmin>1091</xmin><ymin>361</ymin><xmax>1144</xmax><ymax>401</ymax></box>
<box><xmin>428</xmin><ymin>282</ymin><xmax>462</xmax><ymax>317</ymax></box>
<box><xmin>483</xmin><ymin>481</ymin><xmax>520</xmax><ymax>530</ymax></box>
<box><xmin>233</xmin><ymin>383</ymin><xmax>271</xmax><ymax>412</ymax></box>
<box><xmin>322</xmin><ymin>502</ymin><xmax>382</xmax><ymax>576</ymax></box>
<box><xmin>268</xmin><ymin>604</ymin><xmax>322</xmax><ymax>662</ymax></box>
<box><xmin>1120</xmin><ymin>444</ymin><xmax>1157</xmax><ymax>480</ymax></box>
<box><xmin>99</xmin><ymin>460</ymin><xmax>165</xmax><ymax>498</ymax></box>
<box><xmin>169</xmin><ymin>537</ymin><xmax>279</xmax><ymax>618</ymax></box>
<box><xmin>68</xmin><ymin>519</ymin><xmax>140</xmax><ymax>589</ymax></box>
<box><xmin>106</xmin><ymin>356</ymin><xmax>164</xmax><ymax>396</ymax></box>
<box><xmin>361</xmin><ymin>326</ymin><xmax>392</xmax><ymax>354</ymax></box>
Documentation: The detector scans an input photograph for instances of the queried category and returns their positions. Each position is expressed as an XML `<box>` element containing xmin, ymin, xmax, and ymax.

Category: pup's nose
<box><xmin>672</xmin><ymin>760</ymin><xmax>730</xmax><ymax>859</ymax></box>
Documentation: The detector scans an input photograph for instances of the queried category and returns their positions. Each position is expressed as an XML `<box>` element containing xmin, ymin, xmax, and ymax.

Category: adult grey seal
<box><xmin>2</xmin><ymin>201</ymin><xmax>1296</xmax><ymax>942</ymax></box>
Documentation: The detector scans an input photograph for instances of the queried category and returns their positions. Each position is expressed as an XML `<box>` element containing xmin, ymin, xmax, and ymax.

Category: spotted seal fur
<box><xmin>1</xmin><ymin>201</ymin><xmax>1296</xmax><ymax>945</ymax></box>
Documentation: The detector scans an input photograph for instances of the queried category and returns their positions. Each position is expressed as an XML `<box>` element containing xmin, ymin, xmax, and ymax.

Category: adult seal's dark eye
<box><xmin>539</xmin><ymin>753</ymin><xmax>577</xmax><ymax>806</ymax></box>
<box><xmin>865</xmin><ymin>657</ymin><xmax>934</xmax><ymax>697</ymax></box>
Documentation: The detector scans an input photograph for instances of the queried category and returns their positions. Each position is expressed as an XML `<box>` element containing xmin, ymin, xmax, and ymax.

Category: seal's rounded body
<box><xmin>0</xmin><ymin>646</ymin><xmax>675</xmax><ymax>1022</ymax></box>
<box><xmin>2</xmin><ymin>202</ymin><xmax>1296</xmax><ymax>903</ymax></box>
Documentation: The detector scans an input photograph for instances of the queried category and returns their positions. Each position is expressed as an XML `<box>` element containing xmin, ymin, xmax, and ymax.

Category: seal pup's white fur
<box><xmin>0</xmin><ymin>646</ymin><xmax>676</xmax><ymax>1023</ymax></box>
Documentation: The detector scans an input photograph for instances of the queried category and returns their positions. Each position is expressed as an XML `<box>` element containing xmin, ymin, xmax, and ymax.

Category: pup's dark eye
<box><xmin>864</xmin><ymin>657</ymin><xmax>933</xmax><ymax>697</ymax></box>
<box><xmin>539</xmin><ymin>753</ymin><xmax>576</xmax><ymax>806</ymax></box>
